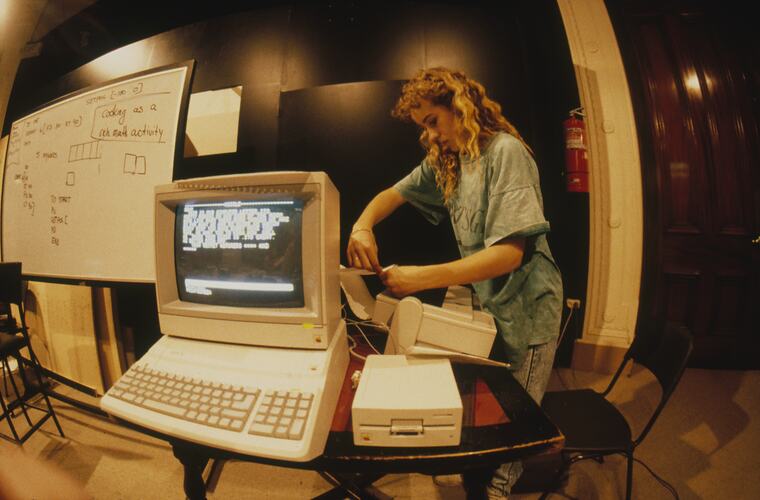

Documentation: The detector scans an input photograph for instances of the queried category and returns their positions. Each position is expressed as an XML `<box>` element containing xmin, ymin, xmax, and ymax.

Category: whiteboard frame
<box><xmin>1</xmin><ymin>60</ymin><xmax>195</xmax><ymax>284</ymax></box>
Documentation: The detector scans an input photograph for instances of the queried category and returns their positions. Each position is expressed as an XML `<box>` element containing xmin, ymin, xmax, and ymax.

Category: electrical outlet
<box><xmin>566</xmin><ymin>298</ymin><xmax>581</xmax><ymax>309</ymax></box>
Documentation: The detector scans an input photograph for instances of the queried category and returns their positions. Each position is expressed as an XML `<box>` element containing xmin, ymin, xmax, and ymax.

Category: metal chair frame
<box><xmin>541</xmin><ymin>324</ymin><xmax>693</xmax><ymax>499</ymax></box>
<box><xmin>0</xmin><ymin>262</ymin><xmax>65</xmax><ymax>445</ymax></box>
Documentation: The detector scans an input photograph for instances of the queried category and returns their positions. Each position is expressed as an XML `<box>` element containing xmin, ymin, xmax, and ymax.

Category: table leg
<box><xmin>171</xmin><ymin>442</ymin><xmax>210</xmax><ymax>500</ymax></box>
<box><xmin>314</xmin><ymin>471</ymin><xmax>385</xmax><ymax>500</ymax></box>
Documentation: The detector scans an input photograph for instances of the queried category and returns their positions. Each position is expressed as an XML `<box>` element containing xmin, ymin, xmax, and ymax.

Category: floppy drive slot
<box><xmin>390</xmin><ymin>419</ymin><xmax>423</xmax><ymax>436</ymax></box>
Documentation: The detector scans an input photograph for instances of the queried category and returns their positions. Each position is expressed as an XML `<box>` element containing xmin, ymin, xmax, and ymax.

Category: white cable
<box><xmin>556</xmin><ymin>306</ymin><xmax>574</xmax><ymax>347</ymax></box>
<box><xmin>352</xmin><ymin>322</ymin><xmax>381</xmax><ymax>355</ymax></box>
<box><xmin>343</xmin><ymin>304</ymin><xmax>381</xmax><ymax>357</ymax></box>
<box><xmin>346</xmin><ymin>334</ymin><xmax>367</xmax><ymax>361</ymax></box>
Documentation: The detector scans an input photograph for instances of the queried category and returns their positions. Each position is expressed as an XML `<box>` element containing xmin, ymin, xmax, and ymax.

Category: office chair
<box><xmin>0</xmin><ymin>262</ymin><xmax>65</xmax><ymax>444</ymax></box>
<box><xmin>541</xmin><ymin>324</ymin><xmax>693</xmax><ymax>499</ymax></box>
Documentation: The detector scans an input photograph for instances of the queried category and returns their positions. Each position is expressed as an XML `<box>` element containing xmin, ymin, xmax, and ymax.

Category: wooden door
<box><xmin>613</xmin><ymin>5</ymin><xmax>760</xmax><ymax>368</ymax></box>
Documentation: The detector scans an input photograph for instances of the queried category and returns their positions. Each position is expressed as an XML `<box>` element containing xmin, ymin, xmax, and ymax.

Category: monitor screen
<box><xmin>174</xmin><ymin>198</ymin><xmax>305</xmax><ymax>308</ymax></box>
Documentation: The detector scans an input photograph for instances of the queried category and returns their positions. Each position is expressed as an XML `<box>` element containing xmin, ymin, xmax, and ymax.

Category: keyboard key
<box><xmin>275</xmin><ymin>425</ymin><xmax>288</xmax><ymax>438</ymax></box>
<box><xmin>231</xmin><ymin>395</ymin><xmax>257</xmax><ymax>411</ymax></box>
<box><xmin>143</xmin><ymin>398</ymin><xmax>187</xmax><ymax>418</ymax></box>
<box><xmin>289</xmin><ymin>419</ymin><xmax>306</xmax><ymax>440</ymax></box>
<box><xmin>221</xmin><ymin>408</ymin><xmax>247</xmax><ymax>420</ymax></box>
<box><xmin>249</xmin><ymin>423</ymin><xmax>275</xmax><ymax>436</ymax></box>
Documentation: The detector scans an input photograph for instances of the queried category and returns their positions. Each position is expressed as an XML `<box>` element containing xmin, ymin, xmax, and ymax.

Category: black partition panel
<box><xmin>277</xmin><ymin>80</ymin><xmax>460</xmax><ymax>268</ymax></box>
<box><xmin>281</xmin><ymin>2</ymin><xmax>425</xmax><ymax>90</ymax></box>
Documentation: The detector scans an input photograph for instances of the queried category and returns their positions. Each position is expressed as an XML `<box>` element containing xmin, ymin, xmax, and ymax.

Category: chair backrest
<box><xmin>0</xmin><ymin>262</ymin><xmax>23</xmax><ymax>307</ymax></box>
<box><xmin>634</xmin><ymin>324</ymin><xmax>693</xmax><ymax>395</ymax></box>
<box><xmin>626</xmin><ymin>323</ymin><xmax>693</xmax><ymax>446</ymax></box>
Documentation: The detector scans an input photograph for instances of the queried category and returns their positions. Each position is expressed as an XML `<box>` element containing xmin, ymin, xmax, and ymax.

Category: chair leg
<box><xmin>1</xmin><ymin>358</ymin><xmax>15</xmax><ymax>417</ymax></box>
<box><xmin>539</xmin><ymin>452</ymin><xmax>570</xmax><ymax>499</ymax></box>
<box><xmin>625</xmin><ymin>452</ymin><xmax>633</xmax><ymax>500</ymax></box>
<box><xmin>4</xmin><ymin>357</ymin><xmax>33</xmax><ymax>427</ymax></box>
<box><xmin>26</xmin><ymin>346</ymin><xmax>65</xmax><ymax>438</ymax></box>
<box><xmin>1</xmin><ymin>359</ymin><xmax>9</xmax><ymax>405</ymax></box>
<box><xmin>0</xmin><ymin>377</ymin><xmax>22</xmax><ymax>444</ymax></box>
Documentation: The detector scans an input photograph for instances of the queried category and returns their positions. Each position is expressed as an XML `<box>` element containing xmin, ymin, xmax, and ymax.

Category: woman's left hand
<box><xmin>379</xmin><ymin>265</ymin><xmax>427</xmax><ymax>297</ymax></box>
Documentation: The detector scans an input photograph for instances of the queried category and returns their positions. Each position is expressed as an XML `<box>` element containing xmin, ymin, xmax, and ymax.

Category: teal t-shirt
<box><xmin>394</xmin><ymin>132</ymin><xmax>563</xmax><ymax>368</ymax></box>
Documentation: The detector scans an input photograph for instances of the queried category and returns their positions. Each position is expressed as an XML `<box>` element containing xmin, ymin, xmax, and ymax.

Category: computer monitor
<box><xmin>154</xmin><ymin>171</ymin><xmax>341</xmax><ymax>350</ymax></box>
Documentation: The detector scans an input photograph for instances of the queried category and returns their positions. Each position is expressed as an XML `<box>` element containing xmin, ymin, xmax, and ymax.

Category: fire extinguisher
<box><xmin>564</xmin><ymin>107</ymin><xmax>588</xmax><ymax>193</ymax></box>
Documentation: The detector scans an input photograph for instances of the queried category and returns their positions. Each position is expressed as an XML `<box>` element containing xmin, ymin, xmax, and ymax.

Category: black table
<box><xmin>166</xmin><ymin>357</ymin><xmax>564</xmax><ymax>500</ymax></box>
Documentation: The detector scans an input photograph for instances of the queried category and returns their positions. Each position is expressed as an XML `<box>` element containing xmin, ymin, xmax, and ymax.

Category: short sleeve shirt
<box><xmin>394</xmin><ymin>133</ymin><xmax>563</xmax><ymax>367</ymax></box>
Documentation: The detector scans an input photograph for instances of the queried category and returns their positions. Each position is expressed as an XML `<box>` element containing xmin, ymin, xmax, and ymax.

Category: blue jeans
<box><xmin>463</xmin><ymin>341</ymin><xmax>558</xmax><ymax>498</ymax></box>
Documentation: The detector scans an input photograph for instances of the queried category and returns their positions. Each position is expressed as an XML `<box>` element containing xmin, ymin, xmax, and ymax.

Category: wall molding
<box><xmin>557</xmin><ymin>0</ymin><xmax>644</xmax><ymax>371</ymax></box>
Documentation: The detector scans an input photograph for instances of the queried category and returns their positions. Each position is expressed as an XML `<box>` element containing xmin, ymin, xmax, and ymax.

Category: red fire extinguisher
<box><xmin>564</xmin><ymin>107</ymin><xmax>588</xmax><ymax>193</ymax></box>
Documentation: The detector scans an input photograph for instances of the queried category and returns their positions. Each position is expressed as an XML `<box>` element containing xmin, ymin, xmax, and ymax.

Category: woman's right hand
<box><xmin>347</xmin><ymin>228</ymin><xmax>382</xmax><ymax>273</ymax></box>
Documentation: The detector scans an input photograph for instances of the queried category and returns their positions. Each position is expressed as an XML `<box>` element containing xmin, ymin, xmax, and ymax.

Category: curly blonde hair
<box><xmin>392</xmin><ymin>67</ymin><xmax>531</xmax><ymax>202</ymax></box>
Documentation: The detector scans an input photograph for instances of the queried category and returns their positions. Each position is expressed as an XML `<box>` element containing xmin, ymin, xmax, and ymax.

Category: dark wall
<box><xmin>5</xmin><ymin>0</ymin><xmax>586</xmax><ymax>363</ymax></box>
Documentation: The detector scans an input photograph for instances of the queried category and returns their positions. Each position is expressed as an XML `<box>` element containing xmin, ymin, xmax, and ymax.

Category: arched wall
<box><xmin>558</xmin><ymin>0</ymin><xmax>644</xmax><ymax>371</ymax></box>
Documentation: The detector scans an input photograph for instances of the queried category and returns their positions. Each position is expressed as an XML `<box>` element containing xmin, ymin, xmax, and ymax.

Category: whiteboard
<box><xmin>1</xmin><ymin>64</ymin><xmax>191</xmax><ymax>282</ymax></box>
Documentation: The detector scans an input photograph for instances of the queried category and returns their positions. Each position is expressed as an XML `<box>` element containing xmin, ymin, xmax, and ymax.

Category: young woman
<box><xmin>347</xmin><ymin>67</ymin><xmax>563</xmax><ymax>498</ymax></box>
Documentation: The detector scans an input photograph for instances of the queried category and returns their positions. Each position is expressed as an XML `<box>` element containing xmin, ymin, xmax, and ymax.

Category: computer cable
<box><xmin>627</xmin><ymin>454</ymin><xmax>680</xmax><ymax>500</ymax></box>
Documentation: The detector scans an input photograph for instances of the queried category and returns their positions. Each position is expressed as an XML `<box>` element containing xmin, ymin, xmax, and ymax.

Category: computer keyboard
<box><xmin>108</xmin><ymin>364</ymin><xmax>314</xmax><ymax>440</ymax></box>
<box><xmin>100</xmin><ymin>325</ymin><xmax>349</xmax><ymax>462</ymax></box>
<box><xmin>109</xmin><ymin>364</ymin><xmax>314</xmax><ymax>439</ymax></box>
